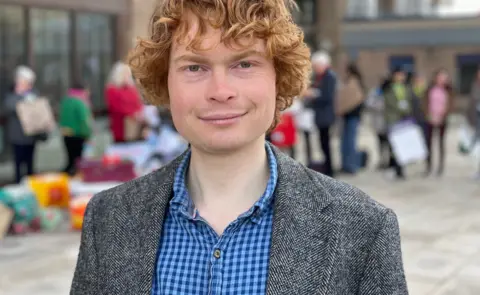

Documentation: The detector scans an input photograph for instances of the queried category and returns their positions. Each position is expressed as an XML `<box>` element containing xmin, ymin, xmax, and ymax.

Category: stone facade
<box><xmin>342</xmin><ymin>17</ymin><xmax>480</xmax><ymax>93</ymax></box>
<box><xmin>129</xmin><ymin>0</ymin><xmax>156</xmax><ymax>48</ymax></box>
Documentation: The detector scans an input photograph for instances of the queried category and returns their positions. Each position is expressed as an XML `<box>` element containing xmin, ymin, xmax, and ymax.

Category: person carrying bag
<box><xmin>4</xmin><ymin>66</ymin><xmax>54</xmax><ymax>183</ymax></box>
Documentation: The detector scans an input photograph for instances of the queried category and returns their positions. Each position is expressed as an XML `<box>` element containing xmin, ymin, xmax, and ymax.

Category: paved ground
<box><xmin>1</xmin><ymin>119</ymin><xmax>479</xmax><ymax>294</ymax></box>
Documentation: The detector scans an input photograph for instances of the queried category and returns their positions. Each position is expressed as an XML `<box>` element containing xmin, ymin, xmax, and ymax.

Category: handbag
<box><xmin>16</xmin><ymin>97</ymin><xmax>55</xmax><ymax>136</ymax></box>
<box><xmin>335</xmin><ymin>78</ymin><xmax>364</xmax><ymax>116</ymax></box>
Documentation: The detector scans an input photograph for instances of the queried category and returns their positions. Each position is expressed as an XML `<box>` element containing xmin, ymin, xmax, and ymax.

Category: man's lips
<box><xmin>199</xmin><ymin>112</ymin><xmax>247</xmax><ymax>121</ymax></box>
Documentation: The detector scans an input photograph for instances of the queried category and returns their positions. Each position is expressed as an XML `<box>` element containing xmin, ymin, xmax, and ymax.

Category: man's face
<box><xmin>15</xmin><ymin>78</ymin><xmax>32</xmax><ymax>94</ymax></box>
<box><xmin>393</xmin><ymin>71</ymin><xmax>405</xmax><ymax>84</ymax></box>
<box><xmin>313</xmin><ymin>63</ymin><xmax>327</xmax><ymax>75</ymax></box>
<box><xmin>436</xmin><ymin>71</ymin><xmax>449</xmax><ymax>86</ymax></box>
<box><xmin>168</xmin><ymin>17</ymin><xmax>276</xmax><ymax>153</ymax></box>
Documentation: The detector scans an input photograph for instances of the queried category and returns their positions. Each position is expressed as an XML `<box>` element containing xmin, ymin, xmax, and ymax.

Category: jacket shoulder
<box><xmin>304</xmin><ymin>167</ymin><xmax>392</xmax><ymax>223</ymax></box>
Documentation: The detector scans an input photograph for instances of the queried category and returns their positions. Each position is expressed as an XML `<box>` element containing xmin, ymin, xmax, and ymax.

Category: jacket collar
<box><xmin>137</xmin><ymin>143</ymin><xmax>338</xmax><ymax>294</ymax></box>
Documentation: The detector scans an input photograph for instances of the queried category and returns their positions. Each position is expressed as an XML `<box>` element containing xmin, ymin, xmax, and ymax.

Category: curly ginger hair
<box><xmin>128</xmin><ymin>0</ymin><xmax>312</xmax><ymax>128</ymax></box>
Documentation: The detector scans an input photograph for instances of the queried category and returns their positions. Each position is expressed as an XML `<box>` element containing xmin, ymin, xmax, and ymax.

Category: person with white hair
<box><xmin>105</xmin><ymin>61</ymin><xmax>145</xmax><ymax>143</ymax></box>
<box><xmin>302</xmin><ymin>51</ymin><xmax>337</xmax><ymax>177</ymax></box>
<box><xmin>3</xmin><ymin>65</ymin><xmax>38</xmax><ymax>183</ymax></box>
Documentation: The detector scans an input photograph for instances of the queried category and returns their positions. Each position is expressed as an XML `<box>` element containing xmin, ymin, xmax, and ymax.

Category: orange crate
<box><xmin>70</xmin><ymin>195</ymin><xmax>93</xmax><ymax>230</ymax></box>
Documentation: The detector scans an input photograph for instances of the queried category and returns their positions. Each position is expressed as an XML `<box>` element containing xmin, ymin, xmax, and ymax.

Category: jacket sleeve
<box><xmin>358</xmin><ymin>209</ymin><xmax>408</xmax><ymax>295</ymax></box>
<box><xmin>4</xmin><ymin>94</ymin><xmax>18</xmax><ymax>115</ymax></box>
<box><xmin>70</xmin><ymin>197</ymin><xmax>99</xmax><ymax>294</ymax></box>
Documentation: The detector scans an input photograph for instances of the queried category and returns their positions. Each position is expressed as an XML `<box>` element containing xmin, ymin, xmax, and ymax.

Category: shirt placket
<box><xmin>205</xmin><ymin>217</ymin><xmax>247</xmax><ymax>295</ymax></box>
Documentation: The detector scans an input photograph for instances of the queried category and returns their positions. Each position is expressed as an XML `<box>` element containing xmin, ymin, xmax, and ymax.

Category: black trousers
<box><xmin>303</xmin><ymin>130</ymin><xmax>313</xmax><ymax>165</ymax></box>
<box><xmin>318</xmin><ymin>127</ymin><xmax>334</xmax><ymax>177</ymax></box>
<box><xmin>425</xmin><ymin>122</ymin><xmax>447</xmax><ymax>174</ymax></box>
<box><xmin>63</xmin><ymin>136</ymin><xmax>86</xmax><ymax>176</ymax></box>
<box><xmin>377</xmin><ymin>133</ymin><xmax>389</xmax><ymax>167</ymax></box>
<box><xmin>388</xmin><ymin>142</ymin><xmax>404</xmax><ymax>178</ymax></box>
<box><xmin>13</xmin><ymin>143</ymin><xmax>36</xmax><ymax>183</ymax></box>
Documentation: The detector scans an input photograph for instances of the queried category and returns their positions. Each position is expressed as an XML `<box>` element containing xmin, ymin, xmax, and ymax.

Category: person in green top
<box><xmin>59</xmin><ymin>82</ymin><xmax>93</xmax><ymax>175</ymax></box>
<box><xmin>406</xmin><ymin>72</ymin><xmax>427</xmax><ymax>129</ymax></box>
<box><xmin>384</xmin><ymin>67</ymin><xmax>413</xmax><ymax>180</ymax></box>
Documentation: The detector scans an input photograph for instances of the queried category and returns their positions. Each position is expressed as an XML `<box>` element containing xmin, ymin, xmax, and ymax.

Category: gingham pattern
<box><xmin>151</xmin><ymin>144</ymin><xmax>278</xmax><ymax>295</ymax></box>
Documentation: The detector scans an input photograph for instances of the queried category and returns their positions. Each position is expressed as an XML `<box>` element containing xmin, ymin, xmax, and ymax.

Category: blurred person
<box><xmin>303</xmin><ymin>51</ymin><xmax>337</xmax><ymax>177</ymax></box>
<box><xmin>423</xmin><ymin>69</ymin><xmax>454</xmax><ymax>177</ymax></box>
<box><xmin>4</xmin><ymin>66</ymin><xmax>38</xmax><ymax>183</ymax></box>
<box><xmin>71</xmin><ymin>1</ymin><xmax>407</xmax><ymax>294</ymax></box>
<box><xmin>467</xmin><ymin>67</ymin><xmax>480</xmax><ymax>178</ymax></box>
<box><xmin>338</xmin><ymin>63</ymin><xmax>365</xmax><ymax>175</ymax></box>
<box><xmin>105</xmin><ymin>61</ymin><xmax>144</xmax><ymax>143</ymax></box>
<box><xmin>384</xmin><ymin>67</ymin><xmax>411</xmax><ymax>180</ymax></box>
<box><xmin>365</xmin><ymin>76</ymin><xmax>390</xmax><ymax>169</ymax></box>
<box><xmin>466</xmin><ymin>67</ymin><xmax>480</xmax><ymax>130</ymax></box>
<box><xmin>59</xmin><ymin>82</ymin><xmax>93</xmax><ymax>176</ymax></box>
<box><xmin>292</xmin><ymin>96</ymin><xmax>315</xmax><ymax>163</ymax></box>
<box><xmin>407</xmin><ymin>72</ymin><xmax>427</xmax><ymax>133</ymax></box>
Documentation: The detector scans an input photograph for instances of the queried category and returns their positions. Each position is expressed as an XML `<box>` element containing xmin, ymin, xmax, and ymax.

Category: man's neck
<box><xmin>187</xmin><ymin>137</ymin><xmax>270</xmax><ymax>229</ymax></box>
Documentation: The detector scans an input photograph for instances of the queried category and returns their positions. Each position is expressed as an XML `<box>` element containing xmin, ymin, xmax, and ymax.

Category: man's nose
<box><xmin>207</xmin><ymin>71</ymin><xmax>236</xmax><ymax>102</ymax></box>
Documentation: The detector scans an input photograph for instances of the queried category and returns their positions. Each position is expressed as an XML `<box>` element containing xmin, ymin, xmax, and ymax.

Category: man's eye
<box><xmin>187</xmin><ymin>65</ymin><xmax>201</xmax><ymax>72</ymax></box>
<box><xmin>238</xmin><ymin>61</ymin><xmax>252</xmax><ymax>69</ymax></box>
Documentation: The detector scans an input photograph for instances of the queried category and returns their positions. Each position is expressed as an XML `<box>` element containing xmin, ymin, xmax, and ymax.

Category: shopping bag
<box><xmin>458</xmin><ymin>124</ymin><xmax>475</xmax><ymax>155</ymax></box>
<box><xmin>388</xmin><ymin>120</ymin><xmax>428</xmax><ymax>166</ymax></box>
<box><xmin>16</xmin><ymin>97</ymin><xmax>55</xmax><ymax>136</ymax></box>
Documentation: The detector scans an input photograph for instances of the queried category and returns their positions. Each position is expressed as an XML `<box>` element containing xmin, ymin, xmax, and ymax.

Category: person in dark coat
<box><xmin>303</xmin><ymin>51</ymin><xmax>337</xmax><ymax>177</ymax></box>
<box><xmin>3</xmin><ymin>66</ymin><xmax>38</xmax><ymax>183</ymax></box>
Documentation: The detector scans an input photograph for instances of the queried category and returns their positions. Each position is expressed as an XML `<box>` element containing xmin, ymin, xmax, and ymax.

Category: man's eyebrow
<box><xmin>172</xmin><ymin>49</ymin><xmax>266</xmax><ymax>65</ymax></box>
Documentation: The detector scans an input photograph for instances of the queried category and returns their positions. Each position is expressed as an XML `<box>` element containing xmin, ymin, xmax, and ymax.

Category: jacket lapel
<box><xmin>267</xmin><ymin>148</ymin><xmax>340</xmax><ymax>295</ymax></box>
<box><xmin>135</xmin><ymin>154</ymin><xmax>185</xmax><ymax>294</ymax></box>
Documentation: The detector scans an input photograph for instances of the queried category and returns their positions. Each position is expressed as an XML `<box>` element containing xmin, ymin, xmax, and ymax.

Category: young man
<box><xmin>71</xmin><ymin>1</ymin><xmax>408</xmax><ymax>294</ymax></box>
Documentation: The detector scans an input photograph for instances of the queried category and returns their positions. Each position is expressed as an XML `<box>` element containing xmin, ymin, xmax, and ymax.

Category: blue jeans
<box><xmin>341</xmin><ymin>116</ymin><xmax>360</xmax><ymax>173</ymax></box>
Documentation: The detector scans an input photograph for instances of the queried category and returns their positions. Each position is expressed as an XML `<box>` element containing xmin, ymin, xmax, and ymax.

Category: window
<box><xmin>0</xmin><ymin>5</ymin><xmax>27</xmax><ymax>109</ymax></box>
<box><xmin>30</xmin><ymin>9</ymin><xmax>71</xmax><ymax>110</ymax></box>
<box><xmin>346</xmin><ymin>0</ymin><xmax>378</xmax><ymax>19</ymax></box>
<box><xmin>389</xmin><ymin>55</ymin><xmax>415</xmax><ymax>73</ymax></box>
<box><xmin>76</xmin><ymin>13</ymin><xmax>115</xmax><ymax>111</ymax></box>
<box><xmin>456</xmin><ymin>54</ymin><xmax>480</xmax><ymax>95</ymax></box>
<box><xmin>0</xmin><ymin>5</ymin><xmax>26</xmax><ymax>157</ymax></box>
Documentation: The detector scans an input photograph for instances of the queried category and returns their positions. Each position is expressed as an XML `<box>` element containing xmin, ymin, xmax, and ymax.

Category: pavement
<box><xmin>1</xmin><ymin>116</ymin><xmax>479</xmax><ymax>295</ymax></box>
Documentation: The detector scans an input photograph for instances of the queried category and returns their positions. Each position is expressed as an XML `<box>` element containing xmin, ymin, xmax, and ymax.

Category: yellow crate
<box><xmin>27</xmin><ymin>173</ymin><xmax>70</xmax><ymax>208</ymax></box>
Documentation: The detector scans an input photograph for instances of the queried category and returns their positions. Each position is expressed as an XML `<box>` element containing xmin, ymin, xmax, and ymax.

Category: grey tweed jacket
<box><xmin>71</xmin><ymin>146</ymin><xmax>408</xmax><ymax>295</ymax></box>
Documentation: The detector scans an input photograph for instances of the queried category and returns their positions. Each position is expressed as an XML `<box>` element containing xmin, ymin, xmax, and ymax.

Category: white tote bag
<box><xmin>388</xmin><ymin>120</ymin><xmax>428</xmax><ymax>166</ymax></box>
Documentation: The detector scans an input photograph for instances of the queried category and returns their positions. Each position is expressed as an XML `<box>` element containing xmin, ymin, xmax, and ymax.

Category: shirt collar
<box><xmin>170</xmin><ymin>143</ymin><xmax>278</xmax><ymax>223</ymax></box>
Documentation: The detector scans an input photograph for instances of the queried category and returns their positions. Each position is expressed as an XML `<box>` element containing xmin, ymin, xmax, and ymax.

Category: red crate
<box><xmin>77</xmin><ymin>159</ymin><xmax>136</xmax><ymax>183</ymax></box>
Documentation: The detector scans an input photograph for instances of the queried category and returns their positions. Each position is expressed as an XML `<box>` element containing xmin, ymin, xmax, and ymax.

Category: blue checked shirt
<box><xmin>151</xmin><ymin>144</ymin><xmax>278</xmax><ymax>295</ymax></box>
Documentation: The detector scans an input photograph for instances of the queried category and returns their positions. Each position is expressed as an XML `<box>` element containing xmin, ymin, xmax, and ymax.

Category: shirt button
<box><xmin>213</xmin><ymin>249</ymin><xmax>221</xmax><ymax>259</ymax></box>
